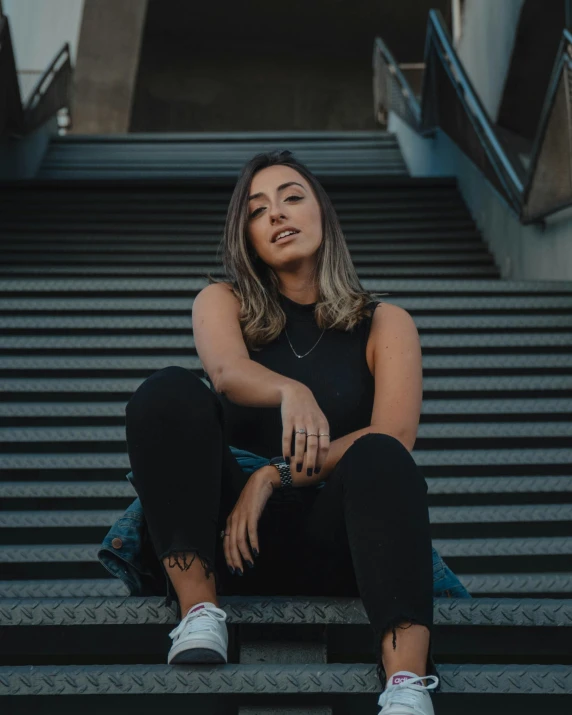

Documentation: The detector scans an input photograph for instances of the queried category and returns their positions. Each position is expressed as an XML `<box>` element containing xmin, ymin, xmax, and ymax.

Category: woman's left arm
<box><xmin>261</xmin><ymin>303</ymin><xmax>423</xmax><ymax>487</ymax></box>
<box><xmin>365</xmin><ymin>302</ymin><xmax>423</xmax><ymax>452</ymax></box>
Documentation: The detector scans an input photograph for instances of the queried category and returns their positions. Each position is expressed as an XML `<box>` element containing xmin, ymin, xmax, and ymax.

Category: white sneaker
<box><xmin>377</xmin><ymin>671</ymin><xmax>439</xmax><ymax>714</ymax></box>
<box><xmin>167</xmin><ymin>602</ymin><xmax>228</xmax><ymax>664</ymax></box>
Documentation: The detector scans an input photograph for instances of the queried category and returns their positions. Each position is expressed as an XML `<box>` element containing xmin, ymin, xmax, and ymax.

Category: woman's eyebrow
<box><xmin>248</xmin><ymin>181</ymin><xmax>305</xmax><ymax>201</ymax></box>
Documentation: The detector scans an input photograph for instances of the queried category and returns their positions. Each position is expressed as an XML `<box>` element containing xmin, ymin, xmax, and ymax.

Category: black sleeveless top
<box><xmin>204</xmin><ymin>292</ymin><xmax>383</xmax><ymax>459</ymax></box>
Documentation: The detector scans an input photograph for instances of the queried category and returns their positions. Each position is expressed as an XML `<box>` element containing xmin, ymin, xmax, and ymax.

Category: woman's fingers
<box><xmin>293</xmin><ymin>426</ymin><xmax>307</xmax><ymax>474</ymax></box>
<box><xmin>223</xmin><ymin>529</ymin><xmax>232</xmax><ymax>571</ymax></box>
<box><xmin>228</xmin><ymin>519</ymin><xmax>243</xmax><ymax>574</ymax></box>
<box><xmin>237</xmin><ymin>517</ymin><xmax>255</xmax><ymax>567</ymax></box>
<box><xmin>305</xmin><ymin>434</ymin><xmax>318</xmax><ymax>475</ymax></box>
<box><xmin>247</xmin><ymin>520</ymin><xmax>259</xmax><ymax>560</ymax></box>
<box><xmin>317</xmin><ymin>429</ymin><xmax>330</xmax><ymax>470</ymax></box>
<box><xmin>226</xmin><ymin>518</ymin><xmax>255</xmax><ymax>574</ymax></box>
<box><xmin>282</xmin><ymin>421</ymin><xmax>293</xmax><ymax>462</ymax></box>
<box><xmin>225</xmin><ymin>517</ymin><xmax>258</xmax><ymax>574</ymax></box>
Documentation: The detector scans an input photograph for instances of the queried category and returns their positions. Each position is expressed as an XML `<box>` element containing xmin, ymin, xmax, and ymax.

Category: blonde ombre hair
<box><xmin>206</xmin><ymin>150</ymin><xmax>389</xmax><ymax>352</ymax></box>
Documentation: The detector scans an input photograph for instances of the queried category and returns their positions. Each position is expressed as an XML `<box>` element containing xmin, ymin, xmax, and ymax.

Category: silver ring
<box><xmin>296</xmin><ymin>429</ymin><xmax>330</xmax><ymax>437</ymax></box>
<box><xmin>220</xmin><ymin>530</ymin><xmax>230</xmax><ymax>539</ymax></box>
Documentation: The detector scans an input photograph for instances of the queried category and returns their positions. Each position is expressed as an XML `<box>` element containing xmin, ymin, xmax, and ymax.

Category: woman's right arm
<box><xmin>217</xmin><ymin>355</ymin><xmax>299</xmax><ymax>407</ymax></box>
<box><xmin>193</xmin><ymin>282</ymin><xmax>299</xmax><ymax>407</ymax></box>
<box><xmin>192</xmin><ymin>282</ymin><xmax>330</xmax><ymax>470</ymax></box>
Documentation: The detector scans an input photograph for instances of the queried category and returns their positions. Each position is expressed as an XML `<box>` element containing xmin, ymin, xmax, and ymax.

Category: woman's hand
<box><xmin>281</xmin><ymin>383</ymin><xmax>330</xmax><ymax>477</ymax></box>
<box><xmin>223</xmin><ymin>466</ymin><xmax>276</xmax><ymax>575</ymax></box>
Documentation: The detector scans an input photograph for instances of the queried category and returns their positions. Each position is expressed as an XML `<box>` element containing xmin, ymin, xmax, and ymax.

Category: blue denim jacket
<box><xmin>98</xmin><ymin>446</ymin><xmax>471</xmax><ymax>600</ymax></box>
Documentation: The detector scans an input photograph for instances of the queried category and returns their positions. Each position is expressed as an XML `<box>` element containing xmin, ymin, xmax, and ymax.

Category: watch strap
<box><xmin>268</xmin><ymin>457</ymin><xmax>293</xmax><ymax>489</ymax></box>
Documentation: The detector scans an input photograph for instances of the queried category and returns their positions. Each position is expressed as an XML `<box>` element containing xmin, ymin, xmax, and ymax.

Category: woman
<box><xmin>124</xmin><ymin>150</ymin><xmax>440</xmax><ymax>714</ymax></box>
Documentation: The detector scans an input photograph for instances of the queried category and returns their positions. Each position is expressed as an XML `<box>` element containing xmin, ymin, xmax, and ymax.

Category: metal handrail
<box><xmin>23</xmin><ymin>41</ymin><xmax>73</xmax><ymax>133</ymax></box>
<box><xmin>374</xmin><ymin>9</ymin><xmax>572</xmax><ymax>224</ymax></box>
<box><xmin>424</xmin><ymin>11</ymin><xmax>525</xmax><ymax>216</ymax></box>
<box><xmin>372</xmin><ymin>36</ymin><xmax>421</xmax><ymax>129</ymax></box>
<box><xmin>0</xmin><ymin>12</ymin><xmax>72</xmax><ymax>138</ymax></box>
<box><xmin>424</xmin><ymin>11</ymin><xmax>525</xmax><ymax>204</ymax></box>
<box><xmin>24</xmin><ymin>43</ymin><xmax>71</xmax><ymax>113</ymax></box>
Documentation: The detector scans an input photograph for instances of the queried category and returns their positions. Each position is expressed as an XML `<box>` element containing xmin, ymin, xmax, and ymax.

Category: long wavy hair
<box><xmin>206</xmin><ymin>150</ymin><xmax>389</xmax><ymax>352</ymax></box>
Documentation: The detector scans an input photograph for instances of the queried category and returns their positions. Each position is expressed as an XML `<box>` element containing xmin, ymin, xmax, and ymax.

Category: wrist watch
<box><xmin>268</xmin><ymin>456</ymin><xmax>293</xmax><ymax>489</ymax></box>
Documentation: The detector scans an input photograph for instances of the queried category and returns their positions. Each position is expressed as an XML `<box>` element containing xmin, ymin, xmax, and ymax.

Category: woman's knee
<box><xmin>345</xmin><ymin>432</ymin><xmax>409</xmax><ymax>461</ymax></box>
<box><xmin>125</xmin><ymin>366</ymin><xmax>218</xmax><ymax>424</ymax></box>
<box><xmin>341</xmin><ymin>432</ymin><xmax>426</xmax><ymax>493</ymax></box>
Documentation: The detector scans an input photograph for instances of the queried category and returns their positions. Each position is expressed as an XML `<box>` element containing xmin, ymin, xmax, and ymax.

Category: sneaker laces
<box><xmin>169</xmin><ymin>604</ymin><xmax>226</xmax><ymax>642</ymax></box>
<box><xmin>378</xmin><ymin>674</ymin><xmax>439</xmax><ymax>712</ymax></box>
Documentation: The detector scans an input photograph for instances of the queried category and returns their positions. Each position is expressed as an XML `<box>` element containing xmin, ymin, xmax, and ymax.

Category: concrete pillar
<box><xmin>72</xmin><ymin>0</ymin><xmax>148</xmax><ymax>134</ymax></box>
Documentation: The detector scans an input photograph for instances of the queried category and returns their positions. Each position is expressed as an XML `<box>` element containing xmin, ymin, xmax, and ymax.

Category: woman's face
<box><xmin>246</xmin><ymin>165</ymin><xmax>323</xmax><ymax>270</ymax></box>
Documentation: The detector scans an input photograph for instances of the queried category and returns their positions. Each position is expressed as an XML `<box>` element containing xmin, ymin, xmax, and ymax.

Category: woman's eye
<box><xmin>249</xmin><ymin>195</ymin><xmax>302</xmax><ymax>219</ymax></box>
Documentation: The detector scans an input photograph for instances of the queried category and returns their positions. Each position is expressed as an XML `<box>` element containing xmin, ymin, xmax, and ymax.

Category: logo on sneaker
<box><xmin>190</xmin><ymin>605</ymin><xmax>205</xmax><ymax>614</ymax></box>
<box><xmin>391</xmin><ymin>675</ymin><xmax>413</xmax><ymax>685</ymax></box>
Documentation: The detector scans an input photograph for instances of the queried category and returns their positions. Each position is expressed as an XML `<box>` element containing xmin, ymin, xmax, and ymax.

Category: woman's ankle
<box><xmin>162</xmin><ymin>553</ymin><xmax>218</xmax><ymax>616</ymax></box>
<box><xmin>180</xmin><ymin>598</ymin><xmax>220</xmax><ymax>618</ymax></box>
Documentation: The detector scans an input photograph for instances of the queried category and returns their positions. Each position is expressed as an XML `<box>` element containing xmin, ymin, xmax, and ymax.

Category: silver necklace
<box><xmin>284</xmin><ymin>326</ymin><xmax>326</xmax><ymax>359</ymax></box>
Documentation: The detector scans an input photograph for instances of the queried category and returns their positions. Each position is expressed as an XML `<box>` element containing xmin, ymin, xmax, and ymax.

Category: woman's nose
<box><xmin>269</xmin><ymin>207</ymin><xmax>286</xmax><ymax>223</ymax></box>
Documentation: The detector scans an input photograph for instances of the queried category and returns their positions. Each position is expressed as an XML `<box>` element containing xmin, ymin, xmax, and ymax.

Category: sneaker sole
<box><xmin>168</xmin><ymin>644</ymin><xmax>227</xmax><ymax>665</ymax></box>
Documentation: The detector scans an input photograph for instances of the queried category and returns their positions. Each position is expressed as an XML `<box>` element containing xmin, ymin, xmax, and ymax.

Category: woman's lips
<box><xmin>275</xmin><ymin>231</ymin><xmax>299</xmax><ymax>244</ymax></box>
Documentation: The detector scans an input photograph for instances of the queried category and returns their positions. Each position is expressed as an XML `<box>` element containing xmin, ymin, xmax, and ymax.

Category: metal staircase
<box><xmin>36</xmin><ymin>131</ymin><xmax>408</xmax><ymax>180</ymax></box>
<box><xmin>0</xmin><ymin>131</ymin><xmax>571</xmax><ymax>713</ymax></box>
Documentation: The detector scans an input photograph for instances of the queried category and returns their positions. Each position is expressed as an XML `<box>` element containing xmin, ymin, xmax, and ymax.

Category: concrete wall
<box><xmin>3</xmin><ymin>0</ymin><xmax>85</xmax><ymax>104</ymax></box>
<box><xmin>72</xmin><ymin>0</ymin><xmax>148</xmax><ymax>134</ymax></box>
<box><xmin>456</xmin><ymin>0</ymin><xmax>524</xmax><ymax>121</ymax></box>
<box><xmin>390</xmin><ymin>111</ymin><xmax>572</xmax><ymax>281</ymax></box>
<box><xmin>129</xmin><ymin>0</ymin><xmax>448</xmax><ymax>132</ymax></box>
<box><xmin>130</xmin><ymin>51</ymin><xmax>377</xmax><ymax>132</ymax></box>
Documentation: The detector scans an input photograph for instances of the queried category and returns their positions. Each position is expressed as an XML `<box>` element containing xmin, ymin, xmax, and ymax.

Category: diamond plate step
<box><xmin>2</xmin><ymin>294</ymin><xmax>572</xmax><ymax>312</ymax></box>
<box><xmin>2</xmin><ymin>475</ymin><xmax>570</xmax><ymax>498</ymax></box>
<box><xmin>2</xmin><ymin>265</ymin><xmax>501</xmax><ymax>278</ymax></box>
<box><xmin>2</xmin><ymin>504</ymin><xmax>571</xmax><ymax>530</ymax></box>
<box><xmin>2</xmin><ymin>448</ymin><xmax>571</xmax><ymax>473</ymax></box>
<box><xmin>1</xmin><ymin>572</ymin><xmax>569</xmax><ymax>599</ymax></box>
<box><xmin>0</xmin><ymin>398</ymin><xmax>570</xmax><ymax>419</ymax></box>
<box><xmin>1</xmin><ymin>332</ymin><xmax>571</xmax><ymax>349</ymax></box>
<box><xmin>3</xmin><ymin>313</ymin><xmax>572</xmax><ymax>330</ymax></box>
<box><xmin>2</xmin><ymin>536</ymin><xmax>571</xmax><ymax>564</ymax></box>
<box><xmin>1</xmin><ymin>596</ymin><xmax>571</xmax><ymax>628</ymax></box>
<box><xmin>0</xmin><ymin>277</ymin><xmax>571</xmax><ymax>293</ymax></box>
<box><xmin>3</xmin><ymin>355</ymin><xmax>572</xmax><ymax>375</ymax></box>
<box><xmin>0</xmin><ymin>663</ymin><xmax>570</xmax><ymax>696</ymax></box>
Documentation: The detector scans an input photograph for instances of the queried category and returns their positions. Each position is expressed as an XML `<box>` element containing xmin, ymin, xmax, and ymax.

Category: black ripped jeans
<box><xmin>124</xmin><ymin>366</ymin><xmax>438</xmax><ymax>689</ymax></box>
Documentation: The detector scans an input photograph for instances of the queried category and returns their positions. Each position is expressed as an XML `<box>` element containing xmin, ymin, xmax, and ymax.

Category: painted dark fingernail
<box><xmin>307</xmin><ymin>468</ymin><xmax>312</xmax><ymax>476</ymax></box>
<box><xmin>252</xmin><ymin>548</ymin><xmax>259</xmax><ymax>558</ymax></box>
<box><xmin>246</xmin><ymin>560</ymin><xmax>254</xmax><ymax>569</ymax></box>
<box><xmin>297</xmin><ymin>463</ymin><xmax>302</xmax><ymax>472</ymax></box>
<box><xmin>228</xmin><ymin>566</ymin><xmax>235</xmax><ymax>575</ymax></box>
<box><xmin>284</xmin><ymin>455</ymin><xmax>289</xmax><ymax>461</ymax></box>
<box><xmin>314</xmin><ymin>467</ymin><xmax>321</xmax><ymax>474</ymax></box>
<box><xmin>237</xmin><ymin>568</ymin><xmax>244</xmax><ymax>577</ymax></box>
